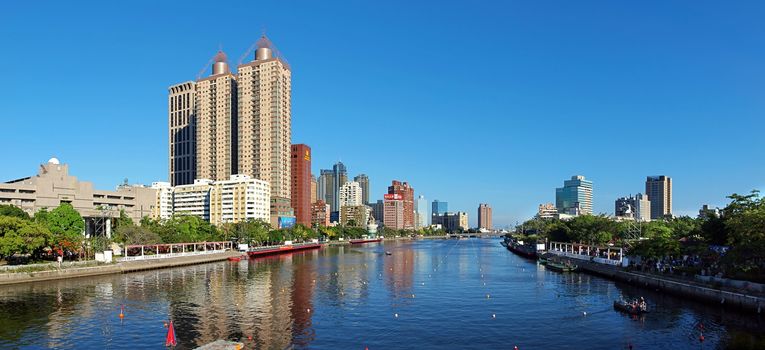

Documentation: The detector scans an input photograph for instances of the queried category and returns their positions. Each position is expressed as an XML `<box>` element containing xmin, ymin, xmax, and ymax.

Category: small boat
<box><xmin>613</xmin><ymin>300</ymin><xmax>649</xmax><ymax>315</ymax></box>
<box><xmin>227</xmin><ymin>256</ymin><xmax>242</xmax><ymax>262</ymax></box>
<box><xmin>500</xmin><ymin>241</ymin><xmax>509</xmax><ymax>248</ymax></box>
<box><xmin>385</xmin><ymin>251</ymin><xmax>392</xmax><ymax>256</ymax></box>
<box><xmin>545</xmin><ymin>261</ymin><xmax>576</xmax><ymax>272</ymax></box>
<box><xmin>538</xmin><ymin>257</ymin><xmax>548</xmax><ymax>265</ymax></box>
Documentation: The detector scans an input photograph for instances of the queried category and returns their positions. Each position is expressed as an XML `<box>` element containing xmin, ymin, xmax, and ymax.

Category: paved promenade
<box><xmin>0</xmin><ymin>251</ymin><xmax>241</xmax><ymax>286</ymax></box>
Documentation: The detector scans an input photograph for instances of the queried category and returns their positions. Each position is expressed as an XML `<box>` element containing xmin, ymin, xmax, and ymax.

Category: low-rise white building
<box><xmin>151</xmin><ymin>182</ymin><xmax>173</xmax><ymax>220</ymax></box>
<box><xmin>210</xmin><ymin>174</ymin><xmax>270</xmax><ymax>225</ymax></box>
<box><xmin>172</xmin><ymin>179</ymin><xmax>213</xmax><ymax>220</ymax></box>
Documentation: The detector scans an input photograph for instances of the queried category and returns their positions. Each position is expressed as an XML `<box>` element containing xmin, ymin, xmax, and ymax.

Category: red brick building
<box><xmin>387</xmin><ymin>180</ymin><xmax>414</xmax><ymax>229</ymax></box>
<box><xmin>290</xmin><ymin>144</ymin><xmax>312</xmax><ymax>226</ymax></box>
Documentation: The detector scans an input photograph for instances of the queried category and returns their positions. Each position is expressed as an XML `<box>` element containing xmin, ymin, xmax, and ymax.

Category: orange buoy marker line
<box><xmin>119</xmin><ymin>305</ymin><xmax>125</xmax><ymax>320</ymax></box>
<box><xmin>166</xmin><ymin>320</ymin><xmax>177</xmax><ymax>347</ymax></box>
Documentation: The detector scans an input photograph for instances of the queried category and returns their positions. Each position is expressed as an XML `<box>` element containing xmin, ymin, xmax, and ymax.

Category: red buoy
<box><xmin>699</xmin><ymin>333</ymin><xmax>705</xmax><ymax>342</ymax></box>
<box><xmin>166</xmin><ymin>320</ymin><xmax>177</xmax><ymax>347</ymax></box>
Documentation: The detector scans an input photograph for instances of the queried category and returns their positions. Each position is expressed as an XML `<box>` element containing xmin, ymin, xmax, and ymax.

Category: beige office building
<box><xmin>168</xmin><ymin>81</ymin><xmax>196</xmax><ymax>186</ymax></box>
<box><xmin>340</xmin><ymin>205</ymin><xmax>372</xmax><ymax>229</ymax></box>
<box><xmin>237</xmin><ymin>36</ymin><xmax>292</xmax><ymax>202</ymax></box>
<box><xmin>0</xmin><ymin>158</ymin><xmax>156</xmax><ymax>235</ymax></box>
<box><xmin>478</xmin><ymin>203</ymin><xmax>492</xmax><ymax>230</ymax></box>
<box><xmin>209</xmin><ymin>174</ymin><xmax>270</xmax><ymax>225</ymax></box>
<box><xmin>195</xmin><ymin>51</ymin><xmax>238</xmax><ymax>182</ymax></box>
<box><xmin>151</xmin><ymin>182</ymin><xmax>174</xmax><ymax>220</ymax></box>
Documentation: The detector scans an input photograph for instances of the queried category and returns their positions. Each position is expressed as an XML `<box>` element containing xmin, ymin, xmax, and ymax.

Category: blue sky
<box><xmin>1</xmin><ymin>1</ymin><xmax>763</xmax><ymax>227</ymax></box>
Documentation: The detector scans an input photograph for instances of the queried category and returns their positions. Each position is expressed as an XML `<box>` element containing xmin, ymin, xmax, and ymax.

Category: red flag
<box><xmin>166</xmin><ymin>320</ymin><xmax>177</xmax><ymax>347</ymax></box>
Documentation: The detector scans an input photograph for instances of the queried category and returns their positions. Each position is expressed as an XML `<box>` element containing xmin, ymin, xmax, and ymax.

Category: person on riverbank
<box><xmin>56</xmin><ymin>249</ymin><xmax>63</xmax><ymax>268</ymax></box>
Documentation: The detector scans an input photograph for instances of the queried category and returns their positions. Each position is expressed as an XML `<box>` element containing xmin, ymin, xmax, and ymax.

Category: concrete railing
<box><xmin>548</xmin><ymin>250</ymin><xmax>622</xmax><ymax>266</ymax></box>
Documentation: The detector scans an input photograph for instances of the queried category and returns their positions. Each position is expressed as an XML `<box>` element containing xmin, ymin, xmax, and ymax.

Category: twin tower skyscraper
<box><xmin>168</xmin><ymin>36</ymin><xmax>292</xmax><ymax>213</ymax></box>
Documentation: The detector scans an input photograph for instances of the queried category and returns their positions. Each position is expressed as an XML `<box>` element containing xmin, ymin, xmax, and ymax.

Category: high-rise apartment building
<box><xmin>415</xmin><ymin>195</ymin><xmax>427</xmax><ymax>229</ymax></box>
<box><xmin>383</xmin><ymin>194</ymin><xmax>405</xmax><ymax>230</ymax></box>
<box><xmin>645</xmin><ymin>175</ymin><xmax>672</xmax><ymax>220</ymax></box>
<box><xmin>388</xmin><ymin>180</ymin><xmax>414</xmax><ymax>229</ymax></box>
<box><xmin>353</xmin><ymin>174</ymin><xmax>370</xmax><ymax>205</ymax></box>
<box><xmin>310</xmin><ymin>175</ymin><xmax>317</xmax><ymax>204</ymax></box>
<box><xmin>290</xmin><ymin>144</ymin><xmax>311</xmax><ymax>226</ymax></box>
<box><xmin>237</xmin><ymin>36</ymin><xmax>292</xmax><ymax>221</ymax></box>
<box><xmin>318</xmin><ymin>169</ymin><xmax>334</xmax><ymax>211</ymax></box>
<box><xmin>432</xmin><ymin>200</ymin><xmax>448</xmax><ymax>216</ymax></box>
<box><xmin>614</xmin><ymin>193</ymin><xmax>651</xmax><ymax>222</ymax></box>
<box><xmin>168</xmin><ymin>81</ymin><xmax>196</xmax><ymax>186</ymax></box>
<box><xmin>331</xmin><ymin>162</ymin><xmax>348</xmax><ymax>212</ymax></box>
<box><xmin>209</xmin><ymin>175</ymin><xmax>270</xmax><ymax>225</ymax></box>
<box><xmin>478</xmin><ymin>203</ymin><xmax>492</xmax><ymax>230</ymax></box>
<box><xmin>555</xmin><ymin>175</ymin><xmax>593</xmax><ymax>215</ymax></box>
<box><xmin>339</xmin><ymin>181</ymin><xmax>363</xmax><ymax>208</ymax></box>
<box><xmin>196</xmin><ymin>51</ymin><xmax>238</xmax><ymax>182</ymax></box>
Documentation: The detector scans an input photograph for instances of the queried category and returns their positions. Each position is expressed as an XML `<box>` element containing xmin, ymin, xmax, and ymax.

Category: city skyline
<box><xmin>2</xmin><ymin>2</ymin><xmax>764</xmax><ymax>227</ymax></box>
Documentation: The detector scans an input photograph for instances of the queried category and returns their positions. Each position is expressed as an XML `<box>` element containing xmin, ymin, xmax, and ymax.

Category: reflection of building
<box><xmin>432</xmin><ymin>212</ymin><xmax>468</xmax><ymax>232</ymax></box>
<box><xmin>353</xmin><ymin>174</ymin><xmax>370</xmax><ymax>205</ymax></box>
<box><xmin>614</xmin><ymin>193</ymin><xmax>651</xmax><ymax>222</ymax></box>
<box><xmin>478</xmin><ymin>203</ymin><xmax>492</xmax><ymax>230</ymax></box>
<box><xmin>383</xmin><ymin>194</ymin><xmax>404</xmax><ymax>230</ymax></box>
<box><xmin>388</xmin><ymin>180</ymin><xmax>414</xmax><ymax>229</ymax></box>
<box><xmin>210</xmin><ymin>175</ymin><xmax>270</xmax><ymax>225</ymax></box>
<box><xmin>646</xmin><ymin>175</ymin><xmax>672</xmax><ymax>219</ymax></box>
<box><xmin>290</xmin><ymin>144</ymin><xmax>311</xmax><ymax>226</ymax></box>
<box><xmin>311</xmin><ymin>200</ymin><xmax>330</xmax><ymax>227</ymax></box>
<box><xmin>556</xmin><ymin>175</ymin><xmax>593</xmax><ymax>215</ymax></box>
<box><xmin>0</xmin><ymin>158</ymin><xmax>156</xmax><ymax>235</ymax></box>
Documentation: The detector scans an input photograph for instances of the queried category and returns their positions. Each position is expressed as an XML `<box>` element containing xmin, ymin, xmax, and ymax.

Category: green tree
<box><xmin>41</xmin><ymin>204</ymin><xmax>85</xmax><ymax>250</ymax></box>
<box><xmin>0</xmin><ymin>216</ymin><xmax>52</xmax><ymax>259</ymax></box>
<box><xmin>113</xmin><ymin>224</ymin><xmax>161</xmax><ymax>245</ymax></box>
<box><xmin>0</xmin><ymin>205</ymin><xmax>30</xmax><ymax>220</ymax></box>
<box><xmin>724</xmin><ymin>191</ymin><xmax>765</xmax><ymax>246</ymax></box>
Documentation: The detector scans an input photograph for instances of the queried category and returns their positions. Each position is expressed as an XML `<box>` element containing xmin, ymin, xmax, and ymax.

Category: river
<box><xmin>0</xmin><ymin>238</ymin><xmax>762</xmax><ymax>349</ymax></box>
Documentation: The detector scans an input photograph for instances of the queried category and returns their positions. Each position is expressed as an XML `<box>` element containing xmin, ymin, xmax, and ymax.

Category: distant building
<box><xmin>537</xmin><ymin>203</ymin><xmax>558</xmax><ymax>219</ymax></box>
<box><xmin>614</xmin><ymin>193</ymin><xmax>651</xmax><ymax>222</ymax></box>
<box><xmin>415</xmin><ymin>195</ymin><xmax>428</xmax><ymax>229</ymax></box>
<box><xmin>311</xmin><ymin>200</ymin><xmax>330</xmax><ymax>227</ymax></box>
<box><xmin>432</xmin><ymin>212</ymin><xmax>468</xmax><ymax>232</ymax></box>
<box><xmin>339</xmin><ymin>181</ymin><xmax>363</xmax><ymax>207</ymax></box>
<box><xmin>331</xmin><ymin>162</ymin><xmax>348</xmax><ymax>212</ymax></box>
<box><xmin>172</xmin><ymin>179</ymin><xmax>214</xmax><ymax>220</ymax></box>
<box><xmin>432</xmin><ymin>200</ymin><xmax>448</xmax><ymax>216</ymax></box>
<box><xmin>151</xmin><ymin>182</ymin><xmax>173</xmax><ymax>220</ymax></box>
<box><xmin>318</xmin><ymin>169</ymin><xmax>333</xmax><ymax>210</ymax></box>
<box><xmin>383</xmin><ymin>194</ymin><xmax>405</xmax><ymax>230</ymax></box>
<box><xmin>646</xmin><ymin>175</ymin><xmax>672</xmax><ymax>220</ymax></box>
<box><xmin>270</xmin><ymin>197</ymin><xmax>295</xmax><ymax>229</ymax></box>
<box><xmin>388</xmin><ymin>181</ymin><xmax>415</xmax><ymax>229</ymax></box>
<box><xmin>310</xmin><ymin>175</ymin><xmax>317</xmax><ymax>204</ymax></box>
<box><xmin>372</xmin><ymin>199</ymin><xmax>384</xmax><ymax>226</ymax></box>
<box><xmin>340</xmin><ymin>205</ymin><xmax>372</xmax><ymax>229</ymax></box>
<box><xmin>698</xmin><ymin>204</ymin><xmax>720</xmax><ymax>219</ymax></box>
<box><xmin>478</xmin><ymin>203</ymin><xmax>492</xmax><ymax>230</ymax></box>
<box><xmin>556</xmin><ymin>175</ymin><xmax>593</xmax><ymax>215</ymax></box>
<box><xmin>0</xmin><ymin>158</ymin><xmax>157</xmax><ymax>237</ymax></box>
<box><xmin>354</xmin><ymin>174</ymin><xmax>370</xmax><ymax>205</ymax></box>
<box><xmin>290</xmin><ymin>144</ymin><xmax>312</xmax><ymax>226</ymax></box>
<box><xmin>209</xmin><ymin>175</ymin><xmax>270</xmax><ymax>225</ymax></box>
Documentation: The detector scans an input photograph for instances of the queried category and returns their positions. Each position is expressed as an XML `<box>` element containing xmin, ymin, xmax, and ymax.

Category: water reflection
<box><xmin>0</xmin><ymin>239</ymin><xmax>764</xmax><ymax>349</ymax></box>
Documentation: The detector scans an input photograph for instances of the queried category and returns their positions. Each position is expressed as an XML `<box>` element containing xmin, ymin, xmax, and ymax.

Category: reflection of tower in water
<box><xmin>384</xmin><ymin>249</ymin><xmax>415</xmax><ymax>298</ymax></box>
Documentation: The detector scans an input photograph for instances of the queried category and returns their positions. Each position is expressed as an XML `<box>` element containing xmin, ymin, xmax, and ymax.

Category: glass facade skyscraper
<box><xmin>555</xmin><ymin>175</ymin><xmax>593</xmax><ymax>215</ymax></box>
<box><xmin>432</xmin><ymin>200</ymin><xmax>448</xmax><ymax>216</ymax></box>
